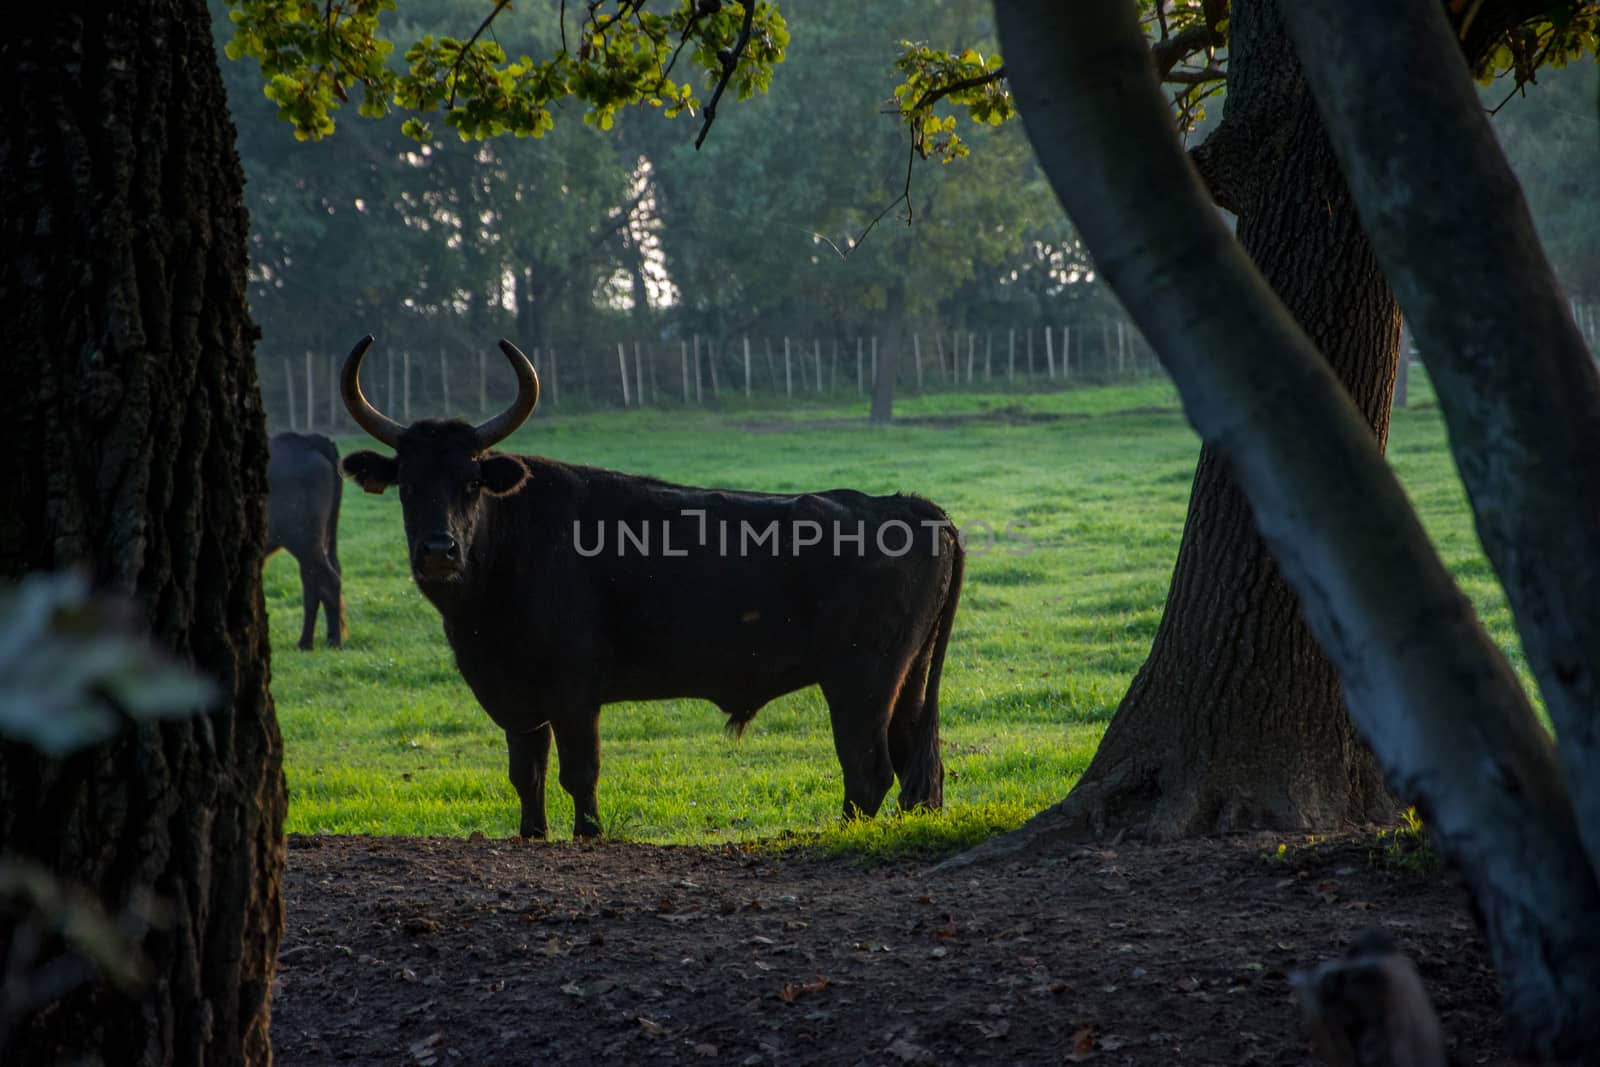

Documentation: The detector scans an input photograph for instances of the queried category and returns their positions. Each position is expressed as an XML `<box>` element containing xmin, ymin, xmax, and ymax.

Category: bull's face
<box><xmin>337</xmin><ymin>336</ymin><xmax>539</xmax><ymax>587</ymax></box>
<box><xmin>344</xmin><ymin>425</ymin><xmax>528</xmax><ymax>584</ymax></box>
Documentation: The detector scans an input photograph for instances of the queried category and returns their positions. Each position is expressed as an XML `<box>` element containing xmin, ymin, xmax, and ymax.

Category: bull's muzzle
<box><xmin>413</xmin><ymin>534</ymin><xmax>462</xmax><ymax>581</ymax></box>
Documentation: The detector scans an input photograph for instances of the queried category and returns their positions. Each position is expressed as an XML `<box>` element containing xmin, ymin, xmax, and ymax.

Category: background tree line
<box><xmin>216</xmin><ymin>0</ymin><xmax>1599</xmax><ymax>429</ymax></box>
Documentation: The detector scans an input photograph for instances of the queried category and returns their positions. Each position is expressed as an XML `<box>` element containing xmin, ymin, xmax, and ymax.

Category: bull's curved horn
<box><xmin>473</xmin><ymin>340</ymin><xmax>541</xmax><ymax>450</ymax></box>
<box><xmin>340</xmin><ymin>335</ymin><xmax>405</xmax><ymax>448</ymax></box>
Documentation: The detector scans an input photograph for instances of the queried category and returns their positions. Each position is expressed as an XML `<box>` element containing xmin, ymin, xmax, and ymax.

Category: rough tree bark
<box><xmin>0</xmin><ymin>4</ymin><xmax>284</xmax><ymax>1065</ymax></box>
<box><xmin>956</xmin><ymin>0</ymin><xmax>1399</xmax><ymax>854</ymax></box>
<box><xmin>983</xmin><ymin>0</ymin><xmax>1600</xmax><ymax>1055</ymax></box>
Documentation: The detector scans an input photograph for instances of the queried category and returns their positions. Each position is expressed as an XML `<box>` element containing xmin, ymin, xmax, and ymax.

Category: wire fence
<box><xmin>260</xmin><ymin>318</ymin><xmax>1169</xmax><ymax>434</ymax></box>
<box><xmin>261</xmin><ymin>302</ymin><xmax>1600</xmax><ymax>434</ymax></box>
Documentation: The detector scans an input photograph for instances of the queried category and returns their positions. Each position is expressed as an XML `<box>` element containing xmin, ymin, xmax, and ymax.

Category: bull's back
<box><xmin>525</xmin><ymin>477</ymin><xmax>956</xmax><ymax>706</ymax></box>
<box><xmin>267</xmin><ymin>433</ymin><xmax>341</xmax><ymax>558</ymax></box>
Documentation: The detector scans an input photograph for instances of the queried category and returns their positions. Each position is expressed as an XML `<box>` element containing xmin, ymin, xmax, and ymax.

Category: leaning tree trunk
<box><xmin>0</xmin><ymin>5</ymin><xmax>284</xmax><ymax>1066</ymax></box>
<box><xmin>952</xmin><ymin>0</ymin><xmax>1398</xmax><ymax>858</ymax></box>
<box><xmin>982</xmin><ymin>0</ymin><xmax>1600</xmax><ymax>1053</ymax></box>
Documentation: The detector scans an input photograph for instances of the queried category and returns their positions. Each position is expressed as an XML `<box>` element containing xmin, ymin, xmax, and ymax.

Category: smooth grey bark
<box><xmin>989</xmin><ymin>1</ymin><xmax>1600</xmax><ymax>1056</ymax></box>
<box><xmin>1281</xmin><ymin>0</ymin><xmax>1600</xmax><ymax>880</ymax></box>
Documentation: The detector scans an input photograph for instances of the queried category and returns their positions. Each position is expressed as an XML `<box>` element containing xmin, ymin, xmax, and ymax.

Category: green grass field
<box><xmin>264</xmin><ymin>372</ymin><xmax>1530</xmax><ymax>848</ymax></box>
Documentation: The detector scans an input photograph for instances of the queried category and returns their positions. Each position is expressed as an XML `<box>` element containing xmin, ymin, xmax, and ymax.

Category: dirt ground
<box><xmin>270</xmin><ymin>832</ymin><xmax>1520</xmax><ymax>1066</ymax></box>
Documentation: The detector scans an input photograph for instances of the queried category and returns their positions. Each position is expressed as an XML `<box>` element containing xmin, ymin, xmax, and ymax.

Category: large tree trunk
<box><xmin>0</xmin><ymin>5</ymin><xmax>284</xmax><ymax>1066</ymax></box>
<box><xmin>956</xmin><ymin>0</ymin><xmax>1398</xmax><ymax>853</ymax></box>
<box><xmin>868</xmin><ymin>280</ymin><xmax>907</xmax><ymax>426</ymax></box>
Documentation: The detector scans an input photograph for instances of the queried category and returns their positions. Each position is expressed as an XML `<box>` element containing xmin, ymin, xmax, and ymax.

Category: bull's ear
<box><xmin>480</xmin><ymin>455</ymin><xmax>528</xmax><ymax>496</ymax></box>
<box><xmin>342</xmin><ymin>451</ymin><xmax>399</xmax><ymax>494</ymax></box>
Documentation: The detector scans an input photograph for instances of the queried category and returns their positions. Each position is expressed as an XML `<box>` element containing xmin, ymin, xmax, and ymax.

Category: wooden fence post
<box><xmin>1027</xmin><ymin>328</ymin><xmax>1035</xmax><ymax>377</ymax></box>
<box><xmin>304</xmin><ymin>351</ymin><xmax>314</xmax><ymax>431</ymax></box>
<box><xmin>386</xmin><ymin>349</ymin><xmax>395</xmax><ymax>417</ymax></box>
<box><xmin>814</xmin><ymin>339</ymin><xmax>823</xmax><ymax>393</ymax></box>
<box><xmin>708</xmin><ymin>339</ymin><xmax>721</xmax><ymax>399</ymax></box>
<box><xmin>784</xmin><ymin>337</ymin><xmax>793</xmax><ymax>397</ymax></box>
<box><xmin>984</xmin><ymin>332</ymin><xmax>993</xmax><ymax>382</ymax></box>
<box><xmin>635</xmin><ymin>342</ymin><xmax>645</xmax><ymax>407</ymax></box>
<box><xmin>1100</xmin><ymin>319</ymin><xmax>1111</xmax><ymax>374</ymax></box>
<box><xmin>616</xmin><ymin>342</ymin><xmax>631</xmax><ymax>407</ymax></box>
<box><xmin>856</xmin><ymin>337</ymin><xmax>864</xmax><ymax>394</ymax></box>
<box><xmin>439</xmin><ymin>349</ymin><xmax>450</xmax><ymax>414</ymax></box>
<box><xmin>744</xmin><ymin>336</ymin><xmax>752</xmax><ymax>399</ymax></box>
<box><xmin>1063</xmin><ymin>326</ymin><xmax>1072</xmax><ymax>379</ymax></box>
<box><xmin>871</xmin><ymin>335</ymin><xmax>878</xmax><ymax>388</ymax></box>
<box><xmin>934</xmin><ymin>333</ymin><xmax>945</xmax><ymax>383</ymax></box>
<box><xmin>1045</xmin><ymin>326</ymin><xmax>1056</xmax><ymax>379</ymax></box>
<box><xmin>693</xmin><ymin>334</ymin><xmax>704</xmax><ymax>404</ymax></box>
<box><xmin>764</xmin><ymin>338</ymin><xmax>777</xmax><ymax>392</ymax></box>
<box><xmin>913</xmin><ymin>333</ymin><xmax>923</xmax><ymax>391</ymax></box>
<box><xmin>478</xmin><ymin>350</ymin><xmax>487</xmax><ymax>415</ymax></box>
<box><xmin>1118</xmin><ymin>321</ymin><xmax>1128</xmax><ymax>375</ymax></box>
<box><xmin>1008</xmin><ymin>328</ymin><xmax>1016</xmax><ymax>383</ymax></box>
<box><xmin>831</xmin><ymin>338</ymin><xmax>839</xmax><ymax>392</ymax></box>
<box><xmin>403</xmin><ymin>350</ymin><xmax>412</xmax><ymax>421</ymax></box>
<box><xmin>283</xmin><ymin>358</ymin><xmax>298</xmax><ymax>430</ymax></box>
<box><xmin>549</xmin><ymin>346</ymin><xmax>561</xmax><ymax>407</ymax></box>
<box><xmin>681</xmin><ymin>341</ymin><xmax>690</xmax><ymax>405</ymax></box>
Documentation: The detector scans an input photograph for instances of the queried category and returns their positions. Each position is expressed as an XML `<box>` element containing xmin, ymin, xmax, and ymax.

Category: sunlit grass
<box><xmin>266</xmin><ymin>370</ymin><xmax>1526</xmax><ymax>847</ymax></box>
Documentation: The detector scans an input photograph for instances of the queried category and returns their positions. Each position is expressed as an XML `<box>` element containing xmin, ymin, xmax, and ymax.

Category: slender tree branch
<box><xmin>907</xmin><ymin>66</ymin><xmax>1007</xmax><ymax>114</ymax></box>
<box><xmin>695</xmin><ymin>0</ymin><xmax>757</xmax><ymax>149</ymax></box>
<box><xmin>830</xmin><ymin>146</ymin><xmax>916</xmax><ymax>258</ymax></box>
<box><xmin>446</xmin><ymin>0</ymin><xmax>513</xmax><ymax>110</ymax></box>
<box><xmin>1150</xmin><ymin>22</ymin><xmax>1226</xmax><ymax>80</ymax></box>
<box><xmin>1164</xmin><ymin>66</ymin><xmax>1227</xmax><ymax>86</ymax></box>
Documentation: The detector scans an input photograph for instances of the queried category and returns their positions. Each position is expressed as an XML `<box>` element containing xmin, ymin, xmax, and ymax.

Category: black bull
<box><xmin>266</xmin><ymin>431</ymin><xmax>347</xmax><ymax>650</ymax></box>
<box><xmin>339</xmin><ymin>336</ymin><xmax>964</xmax><ymax>838</ymax></box>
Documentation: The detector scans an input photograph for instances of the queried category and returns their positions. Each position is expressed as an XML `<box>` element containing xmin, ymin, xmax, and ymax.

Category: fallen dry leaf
<box><xmin>1065</xmin><ymin>1023</ymin><xmax>1099</xmax><ymax>1061</ymax></box>
<box><xmin>779</xmin><ymin>975</ymin><xmax>832</xmax><ymax>1002</ymax></box>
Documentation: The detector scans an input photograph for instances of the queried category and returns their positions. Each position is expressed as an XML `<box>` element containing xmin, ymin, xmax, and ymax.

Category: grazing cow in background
<box><xmin>266</xmin><ymin>431</ymin><xmax>347</xmax><ymax>651</ymax></box>
<box><xmin>338</xmin><ymin>335</ymin><xmax>964</xmax><ymax>840</ymax></box>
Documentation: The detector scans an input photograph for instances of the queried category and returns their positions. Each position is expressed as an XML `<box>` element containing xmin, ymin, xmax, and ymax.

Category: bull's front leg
<box><xmin>507</xmin><ymin>724</ymin><xmax>553</xmax><ymax>839</ymax></box>
<box><xmin>553</xmin><ymin>709</ymin><xmax>603</xmax><ymax>839</ymax></box>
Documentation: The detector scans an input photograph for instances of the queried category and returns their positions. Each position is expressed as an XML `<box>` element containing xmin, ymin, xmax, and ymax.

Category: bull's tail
<box><xmin>893</xmin><ymin>527</ymin><xmax>964</xmax><ymax>811</ymax></box>
<box><xmin>922</xmin><ymin>532</ymin><xmax>964</xmax><ymax>730</ymax></box>
<box><xmin>723</xmin><ymin>705</ymin><xmax>761</xmax><ymax>741</ymax></box>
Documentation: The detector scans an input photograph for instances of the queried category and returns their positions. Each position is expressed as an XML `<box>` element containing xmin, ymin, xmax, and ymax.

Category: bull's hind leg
<box><xmin>887</xmin><ymin>670</ymin><xmax>943</xmax><ymax>812</ymax></box>
<box><xmin>553</xmin><ymin>709</ymin><xmax>604</xmax><ymax>839</ymax></box>
<box><xmin>310</xmin><ymin>558</ymin><xmax>345</xmax><ymax>649</ymax></box>
<box><xmin>295</xmin><ymin>556</ymin><xmax>320</xmax><ymax>650</ymax></box>
<box><xmin>507</xmin><ymin>724</ymin><xmax>553</xmax><ymax>839</ymax></box>
<box><xmin>819</xmin><ymin>674</ymin><xmax>901</xmax><ymax>820</ymax></box>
